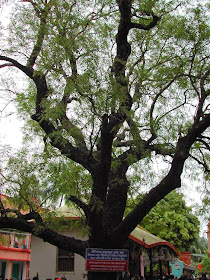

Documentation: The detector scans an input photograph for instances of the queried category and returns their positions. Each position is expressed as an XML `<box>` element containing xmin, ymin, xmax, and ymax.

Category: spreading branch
<box><xmin>0</xmin><ymin>56</ymin><xmax>34</xmax><ymax>78</ymax></box>
<box><xmin>131</xmin><ymin>15</ymin><xmax>160</xmax><ymax>30</ymax></box>
<box><xmin>112</xmin><ymin>112</ymin><xmax>210</xmax><ymax>244</ymax></box>
<box><xmin>0</xmin><ymin>216</ymin><xmax>88</xmax><ymax>257</ymax></box>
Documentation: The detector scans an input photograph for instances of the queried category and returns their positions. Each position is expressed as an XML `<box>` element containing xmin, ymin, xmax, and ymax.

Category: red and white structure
<box><xmin>0</xmin><ymin>194</ymin><xmax>32</xmax><ymax>280</ymax></box>
<box><xmin>0</xmin><ymin>230</ymin><xmax>31</xmax><ymax>280</ymax></box>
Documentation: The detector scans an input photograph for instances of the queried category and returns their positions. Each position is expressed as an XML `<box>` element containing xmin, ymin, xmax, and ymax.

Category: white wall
<box><xmin>29</xmin><ymin>233</ymin><xmax>87</xmax><ymax>280</ymax></box>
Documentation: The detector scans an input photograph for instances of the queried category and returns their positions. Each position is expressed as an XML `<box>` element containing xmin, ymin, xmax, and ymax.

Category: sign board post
<box><xmin>86</xmin><ymin>248</ymin><xmax>129</xmax><ymax>272</ymax></box>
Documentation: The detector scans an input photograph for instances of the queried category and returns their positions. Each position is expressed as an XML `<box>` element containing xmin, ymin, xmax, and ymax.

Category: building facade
<box><xmin>0</xmin><ymin>230</ymin><xmax>31</xmax><ymax>280</ymax></box>
<box><xmin>29</xmin><ymin>232</ymin><xmax>86</xmax><ymax>280</ymax></box>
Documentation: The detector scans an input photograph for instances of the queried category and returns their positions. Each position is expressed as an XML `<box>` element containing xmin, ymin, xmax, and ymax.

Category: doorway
<box><xmin>12</xmin><ymin>263</ymin><xmax>19</xmax><ymax>279</ymax></box>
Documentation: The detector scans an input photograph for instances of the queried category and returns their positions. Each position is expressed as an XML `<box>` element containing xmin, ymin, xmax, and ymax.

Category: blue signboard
<box><xmin>170</xmin><ymin>259</ymin><xmax>184</xmax><ymax>278</ymax></box>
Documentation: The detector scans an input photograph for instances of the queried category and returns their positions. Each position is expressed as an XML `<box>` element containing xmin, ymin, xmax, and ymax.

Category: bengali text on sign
<box><xmin>86</xmin><ymin>248</ymin><xmax>129</xmax><ymax>272</ymax></box>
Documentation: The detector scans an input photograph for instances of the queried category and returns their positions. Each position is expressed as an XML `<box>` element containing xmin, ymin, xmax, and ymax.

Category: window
<box><xmin>57</xmin><ymin>248</ymin><xmax>74</xmax><ymax>272</ymax></box>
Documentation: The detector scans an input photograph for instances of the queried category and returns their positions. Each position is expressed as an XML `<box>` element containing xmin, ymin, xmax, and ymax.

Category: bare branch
<box><xmin>198</xmin><ymin>135</ymin><xmax>210</xmax><ymax>141</ymax></box>
<box><xmin>0</xmin><ymin>62</ymin><xmax>14</xmax><ymax>68</ymax></box>
<box><xmin>0</xmin><ymin>56</ymin><xmax>33</xmax><ymax>78</ymax></box>
<box><xmin>131</xmin><ymin>15</ymin><xmax>160</xmax><ymax>30</ymax></box>
<box><xmin>191</xmin><ymin>67</ymin><xmax>209</xmax><ymax>124</ymax></box>
<box><xmin>149</xmin><ymin>76</ymin><xmax>180</xmax><ymax>141</ymax></box>
<box><xmin>189</xmin><ymin>154</ymin><xmax>209</xmax><ymax>173</ymax></box>
<box><xmin>200</xmin><ymin>68</ymin><xmax>210</xmax><ymax>94</ymax></box>
<box><xmin>196</xmin><ymin>138</ymin><xmax>210</xmax><ymax>151</ymax></box>
<box><xmin>156</xmin><ymin>90</ymin><xmax>187</xmax><ymax>124</ymax></box>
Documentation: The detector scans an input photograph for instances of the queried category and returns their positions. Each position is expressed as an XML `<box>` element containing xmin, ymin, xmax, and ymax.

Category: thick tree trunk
<box><xmin>87</xmin><ymin>271</ymin><xmax>119</xmax><ymax>280</ymax></box>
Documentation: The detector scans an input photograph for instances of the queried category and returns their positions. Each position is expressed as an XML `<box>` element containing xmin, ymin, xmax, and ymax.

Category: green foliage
<box><xmin>4</xmin><ymin>146</ymin><xmax>92</xmax><ymax>211</ymax></box>
<box><xmin>126</xmin><ymin>191</ymin><xmax>200</xmax><ymax>252</ymax></box>
<box><xmin>201</xmin><ymin>254</ymin><xmax>210</xmax><ymax>275</ymax></box>
<box><xmin>2</xmin><ymin>0</ymin><xmax>208</xmax><ymax>169</ymax></box>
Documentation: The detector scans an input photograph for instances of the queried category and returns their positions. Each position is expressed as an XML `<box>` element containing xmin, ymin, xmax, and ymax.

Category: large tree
<box><xmin>0</xmin><ymin>0</ymin><xmax>209</xmax><ymax>279</ymax></box>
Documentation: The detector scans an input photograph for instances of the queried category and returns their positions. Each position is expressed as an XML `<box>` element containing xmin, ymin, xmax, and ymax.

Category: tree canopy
<box><xmin>0</xmin><ymin>0</ymin><xmax>209</xmax><ymax>279</ymax></box>
<box><xmin>126</xmin><ymin>191</ymin><xmax>200</xmax><ymax>252</ymax></box>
